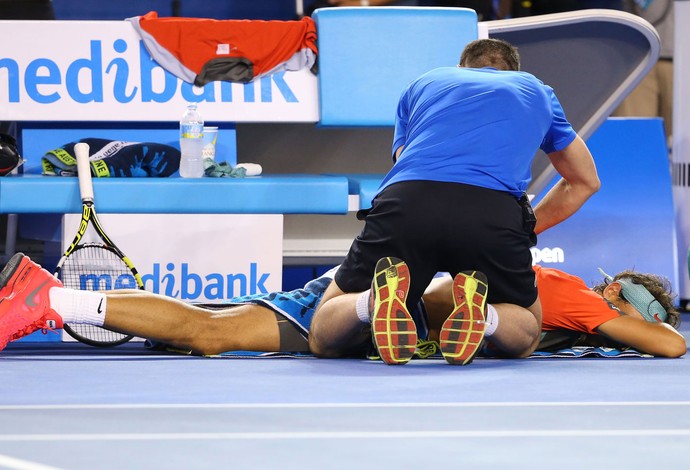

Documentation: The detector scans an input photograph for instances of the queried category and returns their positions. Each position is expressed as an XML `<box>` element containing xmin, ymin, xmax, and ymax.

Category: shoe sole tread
<box><xmin>371</xmin><ymin>257</ymin><xmax>417</xmax><ymax>365</ymax></box>
<box><xmin>440</xmin><ymin>270</ymin><xmax>488</xmax><ymax>366</ymax></box>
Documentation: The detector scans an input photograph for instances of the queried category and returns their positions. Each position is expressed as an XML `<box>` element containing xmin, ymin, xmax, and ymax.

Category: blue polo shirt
<box><xmin>381</xmin><ymin>67</ymin><xmax>577</xmax><ymax>197</ymax></box>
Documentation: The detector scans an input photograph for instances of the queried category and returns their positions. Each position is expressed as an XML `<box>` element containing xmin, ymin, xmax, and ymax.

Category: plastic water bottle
<box><xmin>179</xmin><ymin>103</ymin><xmax>204</xmax><ymax>178</ymax></box>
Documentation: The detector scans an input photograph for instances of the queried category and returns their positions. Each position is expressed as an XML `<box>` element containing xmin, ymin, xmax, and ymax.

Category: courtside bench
<box><xmin>0</xmin><ymin>7</ymin><xmax>480</xmax><ymax>345</ymax></box>
<box><xmin>1</xmin><ymin>7</ymin><xmax>479</xmax><ymax>216</ymax></box>
<box><xmin>0</xmin><ymin>175</ymin><xmax>350</xmax><ymax>214</ymax></box>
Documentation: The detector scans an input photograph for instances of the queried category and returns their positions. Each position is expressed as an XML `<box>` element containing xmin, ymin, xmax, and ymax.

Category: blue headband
<box><xmin>598</xmin><ymin>268</ymin><xmax>668</xmax><ymax>323</ymax></box>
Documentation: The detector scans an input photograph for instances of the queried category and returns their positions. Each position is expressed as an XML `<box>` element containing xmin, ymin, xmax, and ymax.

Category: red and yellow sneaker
<box><xmin>370</xmin><ymin>257</ymin><xmax>417</xmax><ymax>365</ymax></box>
<box><xmin>0</xmin><ymin>252</ymin><xmax>63</xmax><ymax>351</ymax></box>
<box><xmin>440</xmin><ymin>270</ymin><xmax>488</xmax><ymax>365</ymax></box>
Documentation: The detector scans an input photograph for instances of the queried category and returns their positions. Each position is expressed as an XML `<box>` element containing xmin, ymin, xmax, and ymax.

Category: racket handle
<box><xmin>74</xmin><ymin>142</ymin><xmax>94</xmax><ymax>202</ymax></box>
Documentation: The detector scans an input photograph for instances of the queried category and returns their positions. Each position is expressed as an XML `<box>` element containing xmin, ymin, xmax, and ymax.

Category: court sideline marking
<box><xmin>0</xmin><ymin>453</ymin><xmax>63</xmax><ymax>470</ymax></box>
<box><xmin>1</xmin><ymin>429</ymin><xmax>690</xmax><ymax>441</ymax></box>
<box><xmin>2</xmin><ymin>401</ymin><xmax>690</xmax><ymax>410</ymax></box>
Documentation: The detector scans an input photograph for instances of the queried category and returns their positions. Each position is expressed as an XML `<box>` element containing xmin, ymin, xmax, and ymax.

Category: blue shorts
<box><xmin>219</xmin><ymin>271</ymin><xmax>334</xmax><ymax>337</ymax></box>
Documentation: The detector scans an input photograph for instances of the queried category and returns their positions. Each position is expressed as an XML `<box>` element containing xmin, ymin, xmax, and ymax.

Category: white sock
<box><xmin>484</xmin><ymin>304</ymin><xmax>498</xmax><ymax>337</ymax></box>
<box><xmin>355</xmin><ymin>289</ymin><xmax>372</xmax><ymax>324</ymax></box>
<box><xmin>49</xmin><ymin>287</ymin><xmax>107</xmax><ymax>326</ymax></box>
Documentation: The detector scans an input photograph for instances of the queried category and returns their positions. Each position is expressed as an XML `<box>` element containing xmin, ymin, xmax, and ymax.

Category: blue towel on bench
<box><xmin>42</xmin><ymin>138</ymin><xmax>180</xmax><ymax>177</ymax></box>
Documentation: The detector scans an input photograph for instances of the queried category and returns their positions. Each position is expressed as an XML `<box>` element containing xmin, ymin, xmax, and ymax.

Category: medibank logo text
<box><xmin>0</xmin><ymin>40</ymin><xmax>298</xmax><ymax>105</ymax></box>
<box><xmin>141</xmin><ymin>262</ymin><xmax>271</xmax><ymax>300</ymax></box>
<box><xmin>75</xmin><ymin>262</ymin><xmax>271</xmax><ymax>301</ymax></box>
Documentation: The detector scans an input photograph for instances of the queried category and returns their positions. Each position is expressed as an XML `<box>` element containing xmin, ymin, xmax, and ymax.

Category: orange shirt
<box><xmin>534</xmin><ymin>265</ymin><xmax>623</xmax><ymax>333</ymax></box>
<box><xmin>132</xmin><ymin>11</ymin><xmax>318</xmax><ymax>85</ymax></box>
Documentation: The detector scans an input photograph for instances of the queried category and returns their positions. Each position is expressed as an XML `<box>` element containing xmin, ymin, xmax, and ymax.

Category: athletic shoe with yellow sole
<box><xmin>440</xmin><ymin>270</ymin><xmax>488</xmax><ymax>365</ymax></box>
<box><xmin>0</xmin><ymin>252</ymin><xmax>64</xmax><ymax>351</ymax></box>
<box><xmin>370</xmin><ymin>257</ymin><xmax>418</xmax><ymax>365</ymax></box>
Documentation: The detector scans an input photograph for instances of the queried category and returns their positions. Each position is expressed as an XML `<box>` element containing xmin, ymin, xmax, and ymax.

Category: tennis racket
<box><xmin>54</xmin><ymin>142</ymin><xmax>144</xmax><ymax>347</ymax></box>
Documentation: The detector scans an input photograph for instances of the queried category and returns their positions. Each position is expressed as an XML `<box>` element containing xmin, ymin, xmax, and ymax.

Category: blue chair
<box><xmin>313</xmin><ymin>7</ymin><xmax>478</xmax><ymax>126</ymax></box>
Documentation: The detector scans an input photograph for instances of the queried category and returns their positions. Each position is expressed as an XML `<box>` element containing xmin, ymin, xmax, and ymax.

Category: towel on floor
<box><xmin>528</xmin><ymin>347</ymin><xmax>651</xmax><ymax>359</ymax></box>
<box><xmin>42</xmin><ymin>138</ymin><xmax>180</xmax><ymax>177</ymax></box>
<box><xmin>145</xmin><ymin>340</ymin><xmax>651</xmax><ymax>360</ymax></box>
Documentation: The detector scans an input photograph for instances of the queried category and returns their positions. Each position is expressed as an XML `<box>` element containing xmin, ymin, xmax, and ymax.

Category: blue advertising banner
<box><xmin>533</xmin><ymin>118</ymin><xmax>678</xmax><ymax>292</ymax></box>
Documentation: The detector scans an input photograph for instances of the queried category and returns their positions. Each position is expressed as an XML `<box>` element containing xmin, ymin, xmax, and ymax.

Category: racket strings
<box><xmin>60</xmin><ymin>245</ymin><xmax>137</xmax><ymax>291</ymax></box>
<box><xmin>58</xmin><ymin>244</ymin><xmax>139</xmax><ymax>346</ymax></box>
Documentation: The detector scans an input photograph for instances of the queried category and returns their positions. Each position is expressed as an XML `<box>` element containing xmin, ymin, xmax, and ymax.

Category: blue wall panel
<box><xmin>314</xmin><ymin>7</ymin><xmax>478</xmax><ymax>126</ymax></box>
<box><xmin>533</xmin><ymin>117</ymin><xmax>678</xmax><ymax>291</ymax></box>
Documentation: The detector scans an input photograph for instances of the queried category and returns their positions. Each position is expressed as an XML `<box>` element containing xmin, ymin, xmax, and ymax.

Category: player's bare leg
<box><xmin>0</xmin><ymin>253</ymin><xmax>283</xmax><ymax>355</ymax></box>
<box><xmin>103</xmin><ymin>290</ymin><xmax>282</xmax><ymax>355</ymax></box>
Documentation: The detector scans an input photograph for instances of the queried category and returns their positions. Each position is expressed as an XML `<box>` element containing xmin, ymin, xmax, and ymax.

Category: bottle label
<box><xmin>181</xmin><ymin>123</ymin><xmax>203</xmax><ymax>139</ymax></box>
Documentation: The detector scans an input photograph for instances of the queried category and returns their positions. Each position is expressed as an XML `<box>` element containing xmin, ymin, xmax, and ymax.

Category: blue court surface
<box><xmin>2</xmin><ymin>320</ymin><xmax>690</xmax><ymax>470</ymax></box>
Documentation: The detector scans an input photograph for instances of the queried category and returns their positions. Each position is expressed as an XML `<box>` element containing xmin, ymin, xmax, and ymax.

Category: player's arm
<box><xmin>595</xmin><ymin>315</ymin><xmax>687</xmax><ymax>358</ymax></box>
<box><xmin>533</xmin><ymin>135</ymin><xmax>601</xmax><ymax>234</ymax></box>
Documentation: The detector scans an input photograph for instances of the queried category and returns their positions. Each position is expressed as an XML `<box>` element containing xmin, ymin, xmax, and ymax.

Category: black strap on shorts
<box><xmin>518</xmin><ymin>192</ymin><xmax>537</xmax><ymax>247</ymax></box>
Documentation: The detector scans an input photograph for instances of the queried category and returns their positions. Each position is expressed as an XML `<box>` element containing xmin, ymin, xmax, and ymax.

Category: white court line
<box><xmin>0</xmin><ymin>454</ymin><xmax>63</xmax><ymax>470</ymax></box>
<box><xmin>2</xmin><ymin>401</ymin><xmax>690</xmax><ymax>410</ymax></box>
<box><xmin>1</xmin><ymin>430</ymin><xmax>690</xmax><ymax>441</ymax></box>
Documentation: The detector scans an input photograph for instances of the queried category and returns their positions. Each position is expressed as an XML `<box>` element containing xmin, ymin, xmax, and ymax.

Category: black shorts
<box><xmin>334</xmin><ymin>180</ymin><xmax>538</xmax><ymax>308</ymax></box>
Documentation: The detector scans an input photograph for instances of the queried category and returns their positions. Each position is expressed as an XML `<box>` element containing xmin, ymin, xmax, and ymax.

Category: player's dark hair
<box><xmin>459</xmin><ymin>38</ymin><xmax>520</xmax><ymax>71</ymax></box>
<box><xmin>592</xmin><ymin>271</ymin><xmax>680</xmax><ymax>328</ymax></box>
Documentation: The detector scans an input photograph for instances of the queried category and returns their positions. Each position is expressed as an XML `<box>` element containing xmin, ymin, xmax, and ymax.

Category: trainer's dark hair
<box><xmin>592</xmin><ymin>270</ymin><xmax>681</xmax><ymax>329</ymax></box>
<box><xmin>459</xmin><ymin>38</ymin><xmax>520</xmax><ymax>71</ymax></box>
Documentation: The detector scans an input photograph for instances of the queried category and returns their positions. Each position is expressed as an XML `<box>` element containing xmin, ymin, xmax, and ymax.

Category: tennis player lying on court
<box><xmin>0</xmin><ymin>252</ymin><xmax>685</xmax><ymax>358</ymax></box>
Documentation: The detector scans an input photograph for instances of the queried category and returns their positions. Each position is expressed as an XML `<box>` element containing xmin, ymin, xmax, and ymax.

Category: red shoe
<box><xmin>370</xmin><ymin>257</ymin><xmax>417</xmax><ymax>365</ymax></box>
<box><xmin>0</xmin><ymin>253</ymin><xmax>64</xmax><ymax>351</ymax></box>
<box><xmin>440</xmin><ymin>270</ymin><xmax>488</xmax><ymax>365</ymax></box>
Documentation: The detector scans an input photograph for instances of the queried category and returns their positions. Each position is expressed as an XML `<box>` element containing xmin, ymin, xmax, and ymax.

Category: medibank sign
<box><xmin>62</xmin><ymin>213</ymin><xmax>284</xmax><ymax>304</ymax></box>
<box><xmin>0</xmin><ymin>20</ymin><xmax>319</xmax><ymax>122</ymax></box>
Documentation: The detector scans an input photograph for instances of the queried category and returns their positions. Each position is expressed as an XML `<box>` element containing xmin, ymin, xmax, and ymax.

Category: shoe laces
<box><xmin>414</xmin><ymin>339</ymin><xmax>440</xmax><ymax>359</ymax></box>
<box><xmin>366</xmin><ymin>339</ymin><xmax>440</xmax><ymax>361</ymax></box>
<box><xmin>10</xmin><ymin>319</ymin><xmax>57</xmax><ymax>341</ymax></box>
